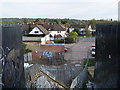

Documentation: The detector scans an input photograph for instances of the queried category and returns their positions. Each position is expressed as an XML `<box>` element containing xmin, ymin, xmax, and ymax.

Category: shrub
<box><xmin>22</xmin><ymin>43</ymin><xmax>32</xmax><ymax>54</ymax></box>
<box><xmin>54</xmin><ymin>39</ymin><xmax>64</xmax><ymax>43</ymax></box>
<box><xmin>83</xmin><ymin>58</ymin><xmax>95</xmax><ymax>68</ymax></box>
<box><xmin>65</xmin><ymin>37</ymin><xmax>75</xmax><ymax>43</ymax></box>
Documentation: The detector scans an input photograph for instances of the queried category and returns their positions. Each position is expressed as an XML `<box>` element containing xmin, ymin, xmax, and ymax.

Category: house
<box><xmin>41</xmin><ymin>23</ymin><xmax>67</xmax><ymax>40</ymax></box>
<box><xmin>69</xmin><ymin>24</ymin><xmax>86</xmax><ymax>36</ymax></box>
<box><xmin>22</xmin><ymin>23</ymin><xmax>67</xmax><ymax>42</ymax></box>
<box><xmin>22</xmin><ymin>24</ymin><xmax>50</xmax><ymax>44</ymax></box>
<box><xmin>88</xmin><ymin>25</ymin><xmax>96</xmax><ymax>36</ymax></box>
<box><xmin>69</xmin><ymin>24</ymin><xmax>96</xmax><ymax>36</ymax></box>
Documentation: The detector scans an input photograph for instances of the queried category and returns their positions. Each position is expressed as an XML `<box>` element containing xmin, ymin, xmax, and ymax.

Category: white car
<box><xmin>90</xmin><ymin>44</ymin><xmax>96</xmax><ymax>57</ymax></box>
<box><xmin>91</xmin><ymin>47</ymin><xmax>95</xmax><ymax>56</ymax></box>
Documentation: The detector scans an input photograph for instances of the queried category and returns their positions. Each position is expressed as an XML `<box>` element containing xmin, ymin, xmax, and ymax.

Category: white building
<box><xmin>22</xmin><ymin>25</ymin><xmax>50</xmax><ymax>44</ymax></box>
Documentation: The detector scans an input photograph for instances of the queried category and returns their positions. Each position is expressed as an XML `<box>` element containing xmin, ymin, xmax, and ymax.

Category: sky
<box><xmin>0</xmin><ymin>0</ymin><xmax>119</xmax><ymax>20</ymax></box>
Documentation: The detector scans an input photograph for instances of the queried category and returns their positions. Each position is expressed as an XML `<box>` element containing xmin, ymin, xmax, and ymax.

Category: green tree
<box><xmin>88</xmin><ymin>19</ymin><xmax>96</xmax><ymax>29</ymax></box>
<box><xmin>74</xmin><ymin>28</ymin><xmax>79</xmax><ymax>35</ymax></box>
<box><xmin>69</xmin><ymin>31</ymin><xmax>78</xmax><ymax>40</ymax></box>
<box><xmin>84</xmin><ymin>26</ymin><xmax>91</xmax><ymax>37</ymax></box>
<box><xmin>34</xmin><ymin>18</ymin><xmax>39</xmax><ymax>23</ymax></box>
<box><xmin>66</xmin><ymin>23</ymin><xmax>70</xmax><ymax>27</ymax></box>
<box><xmin>54</xmin><ymin>19</ymin><xmax>59</xmax><ymax>24</ymax></box>
<box><xmin>61</xmin><ymin>20</ymin><xmax>67</xmax><ymax>24</ymax></box>
<box><xmin>23</xmin><ymin>19</ymin><xmax>27</xmax><ymax>24</ymax></box>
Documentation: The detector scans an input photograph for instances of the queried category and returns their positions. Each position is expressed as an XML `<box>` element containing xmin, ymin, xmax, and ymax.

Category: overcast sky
<box><xmin>0</xmin><ymin>0</ymin><xmax>119</xmax><ymax>20</ymax></box>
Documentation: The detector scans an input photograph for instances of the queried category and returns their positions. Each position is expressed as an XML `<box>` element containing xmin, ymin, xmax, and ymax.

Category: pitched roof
<box><xmin>22</xmin><ymin>24</ymin><xmax>36</xmax><ymax>35</ymax></box>
<box><xmin>22</xmin><ymin>23</ymin><xmax>66</xmax><ymax>36</ymax></box>
<box><xmin>37</xmin><ymin>25</ymin><xmax>49</xmax><ymax>35</ymax></box>
<box><xmin>42</xmin><ymin>23</ymin><xmax>66</xmax><ymax>31</ymax></box>
<box><xmin>70</xmin><ymin>24</ymin><xmax>86</xmax><ymax>29</ymax></box>
<box><xmin>22</xmin><ymin>24</ymin><xmax>49</xmax><ymax>35</ymax></box>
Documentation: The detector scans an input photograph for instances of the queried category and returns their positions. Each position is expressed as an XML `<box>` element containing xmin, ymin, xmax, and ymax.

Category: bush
<box><xmin>54</xmin><ymin>39</ymin><xmax>64</xmax><ymax>43</ymax></box>
<box><xmin>22</xmin><ymin>43</ymin><xmax>32</xmax><ymax>54</ymax></box>
<box><xmin>83</xmin><ymin>58</ymin><xmax>95</xmax><ymax>68</ymax></box>
<box><xmin>65</xmin><ymin>37</ymin><xmax>75</xmax><ymax>43</ymax></box>
<box><xmin>69</xmin><ymin>31</ymin><xmax>78</xmax><ymax>40</ymax></box>
<box><xmin>23</xmin><ymin>49</ymin><xmax>32</xmax><ymax>54</ymax></box>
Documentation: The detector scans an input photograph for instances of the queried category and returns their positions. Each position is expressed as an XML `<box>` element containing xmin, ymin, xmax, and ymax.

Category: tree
<box><xmin>84</xmin><ymin>26</ymin><xmax>91</xmax><ymax>37</ymax></box>
<box><xmin>88</xmin><ymin>19</ymin><xmax>96</xmax><ymax>29</ymax></box>
<box><xmin>69</xmin><ymin>31</ymin><xmax>78</xmax><ymax>40</ymax></box>
<box><xmin>61</xmin><ymin>20</ymin><xmax>67</xmax><ymax>24</ymax></box>
<box><xmin>34</xmin><ymin>18</ymin><xmax>39</xmax><ymax>23</ymax></box>
<box><xmin>73</xmin><ymin>28</ymin><xmax>79</xmax><ymax>35</ymax></box>
<box><xmin>23</xmin><ymin>19</ymin><xmax>27</xmax><ymax>24</ymax></box>
<box><xmin>53</xmin><ymin>19</ymin><xmax>59</xmax><ymax>24</ymax></box>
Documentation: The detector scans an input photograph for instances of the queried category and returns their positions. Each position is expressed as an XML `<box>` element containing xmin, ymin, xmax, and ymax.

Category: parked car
<box><xmin>90</xmin><ymin>44</ymin><xmax>95</xmax><ymax>57</ymax></box>
<box><xmin>64</xmin><ymin>48</ymin><xmax>68</xmax><ymax>52</ymax></box>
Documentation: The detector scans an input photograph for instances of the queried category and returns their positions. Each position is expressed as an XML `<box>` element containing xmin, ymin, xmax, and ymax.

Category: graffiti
<box><xmin>0</xmin><ymin>46</ymin><xmax>21</xmax><ymax>88</ymax></box>
<box><xmin>42</xmin><ymin>51</ymin><xmax>53</xmax><ymax>57</ymax></box>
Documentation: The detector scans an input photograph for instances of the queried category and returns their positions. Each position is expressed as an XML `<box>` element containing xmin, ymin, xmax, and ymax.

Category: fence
<box><xmin>70</xmin><ymin>51</ymin><xmax>92</xmax><ymax>88</ymax></box>
<box><xmin>39</xmin><ymin>51</ymin><xmax>65</xmax><ymax>65</ymax></box>
<box><xmin>24</xmin><ymin>52</ymin><xmax>32</xmax><ymax>62</ymax></box>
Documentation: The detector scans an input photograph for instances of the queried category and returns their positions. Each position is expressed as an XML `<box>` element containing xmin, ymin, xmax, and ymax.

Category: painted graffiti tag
<box><xmin>42</xmin><ymin>51</ymin><xmax>53</xmax><ymax>57</ymax></box>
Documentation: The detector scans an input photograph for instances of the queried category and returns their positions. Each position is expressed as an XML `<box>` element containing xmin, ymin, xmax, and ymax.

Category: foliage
<box><xmin>23</xmin><ymin>19</ymin><xmax>27</xmax><ymax>24</ymax></box>
<box><xmin>34</xmin><ymin>18</ymin><xmax>39</xmax><ymax>23</ymax></box>
<box><xmin>73</xmin><ymin>28</ymin><xmax>80</xmax><ymax>35</ymax></box>
<box><xmin>54</xmin><ymin>37</ymin><xmax>75</xmax><ymax>43</ymax></box>
<box><xmin>82</xmin><ymin>80</ymin><xmax>88</xmax><ymax>88</ymax></box>
<box><xmin>88</xmin><ymin>19</ymin><xmax>96</xmax><ymax>29</ymax></box>
<box><xmin>61</xmin><ymin>20</ymin><xmax>68</xmax><ymax>24</ymax></box>
<box><xmin>66</xmin><ymin>23</ymin><xmax>70</xmax><ymax>27</ymax></box>
<box><xmin>69</xmin><ymin>31</ymin><xmax>78</xmax><ymax>40</ymax></box>
<box><xmin>65</xmin><ymin>37</ymin><xmax>75</xmax><ymax>43</ymax></box>
<box><xmin>53</xmin><ymin>19</ymin><xmax>59</xmax><ymax>24</ymax></box>
<box><xmin>54</xmin><ymin>39</ymin><xmax>64</xmax><ymax>43</ymax></box>
<box><xmin>83</xmin><ymin>58</ymin><xmax>95</xmax><ymax>68</ymax></box>
<box><xmin>22</xmin><ymin>43</ymin><xmax>32</xmax><ymax>54</ymax></box>
<box><xmin>84</xmin><ymin>26</ymin><xmax>91</xmax><ymax>37</ymax></box>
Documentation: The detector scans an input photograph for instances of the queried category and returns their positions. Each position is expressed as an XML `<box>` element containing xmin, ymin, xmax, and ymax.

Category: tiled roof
<box><xmin>22</xmin><ymin>24</ymin><xmax>49</xmax><ymax>35</ymax></box>
<box><xmin>42</xmin><ymin>23</ymin><xmax>66</xmax><ymax>31</ymax></box>
<box><xmin>37</xmin><ymin>25</ymin><xmax>49</xmax><ymax>35</ymax></box>
<box><xmin>22</xmin><ymin>23</ymin><xmax>66</xmax><ymax>36</ymax></box>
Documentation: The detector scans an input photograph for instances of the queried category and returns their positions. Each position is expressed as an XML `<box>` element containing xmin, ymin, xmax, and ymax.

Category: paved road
<box><xmin>64</xmin><ymin>37</ymin><xmax>95</xmax><ymax>65</ymax></box>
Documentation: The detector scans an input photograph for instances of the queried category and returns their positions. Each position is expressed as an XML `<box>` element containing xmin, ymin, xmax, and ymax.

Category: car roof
<box><xmin>91</xmin><ymin>44</ymin><xmax>95</xmax><ymax>47</ymax></box>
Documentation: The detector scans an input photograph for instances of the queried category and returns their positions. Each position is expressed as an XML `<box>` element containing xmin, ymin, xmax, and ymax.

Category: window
<box><xmin>34</xmin><ymin>31</ymin><xmax>39</xmax><ymax>33</ymax></box>
<box><xmin>57</xmin><ymin>31</ymin><xmax>61</xmax><ymax>33</ymax></box>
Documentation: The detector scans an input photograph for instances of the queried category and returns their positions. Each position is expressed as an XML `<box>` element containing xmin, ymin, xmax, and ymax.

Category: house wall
<box><xmin>49</xmin><ymin>31</ymin><xmax>66</xmax><ymax>37</ymax></box>
<box><xmin>22</xmin><ymin>36</ymin><xmax>41</xmax><ymax>42</ymax></box>
<box><xmin>41</xmin><ymin>34</ymin><xmax>50</xmax><ymax>43</ymax></box>
<box><xmin>69</xmin><ymin>28</ymin><xmax>74</xmax><ymax>33</ymax></box>
<box><xmin>29</xmin><ymin>27</ymin><xmax>43</xmax><ymax>35</ymax></box>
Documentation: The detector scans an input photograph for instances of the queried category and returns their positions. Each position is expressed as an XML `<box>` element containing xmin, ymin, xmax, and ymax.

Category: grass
<box><xmin>82</xmin><ymin>58</ymin><xmax>95</xmax><ymax>68</ymax></box>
